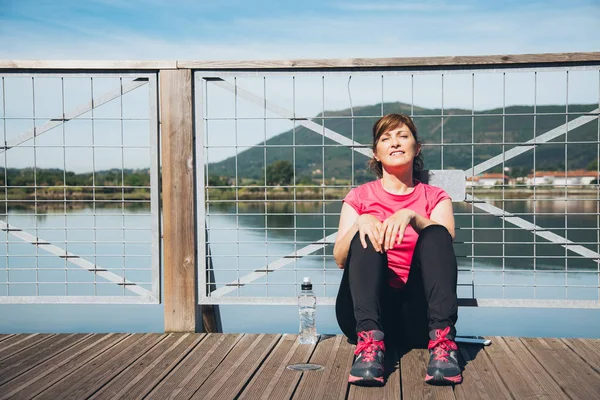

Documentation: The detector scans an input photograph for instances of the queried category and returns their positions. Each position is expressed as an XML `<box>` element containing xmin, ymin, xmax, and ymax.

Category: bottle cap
<box><xmin>301</xmin><ymin>277</ymin><xmax>312</xmax><ymax>290</ymax></box>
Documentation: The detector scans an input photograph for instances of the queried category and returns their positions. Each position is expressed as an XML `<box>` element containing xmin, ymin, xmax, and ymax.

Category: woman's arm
<box><xmin>333</xmin><ymin>203</ymin><xmax>384</xmax><ymax>268</ymax></box>
<box><xmin>333</xmin><ymin>203</ymin><xmax>360</xmax><ymax>268</ymax></box>
<box><xmin>426</xmin><ymin>198</ymin><xmax>455</xmax><ymax>239</ymax></box>
<box><xmin>379</xmin><ymin>199</ymin><xmax>455</xmax><ymax>250</ymax></box>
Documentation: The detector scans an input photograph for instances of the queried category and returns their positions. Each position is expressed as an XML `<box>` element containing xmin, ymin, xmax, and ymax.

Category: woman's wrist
<box><xmin>411</xmin><ymin>211</ymin><xmax>433</xmax><ymax>232</ymax></box>
<box><xmin>408</xmin><ymin>210</ymin><xmax>417</xmax><ymax>228</ymax></box>
<box><xmin>409</xmin><ymin>209</ymin><xmax>417</xmax><ymax>220</ymax></box>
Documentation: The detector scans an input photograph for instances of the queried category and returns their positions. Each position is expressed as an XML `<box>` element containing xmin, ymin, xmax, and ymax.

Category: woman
<box><xmin>334</xmin><ymin>113</ymin><xmax>461</xmax><ymax>386</ymax></box>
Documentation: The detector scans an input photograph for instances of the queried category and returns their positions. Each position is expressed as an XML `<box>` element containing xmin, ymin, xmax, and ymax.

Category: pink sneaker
<box><xmin>348</xmin><ymin>330</ymin><xmax>385</xmax><ymax>386</ymax></box>
<box><xmin>425</xmin><ymin>327</ymin><xmax>462</xmax><ymax>385</ymax></box>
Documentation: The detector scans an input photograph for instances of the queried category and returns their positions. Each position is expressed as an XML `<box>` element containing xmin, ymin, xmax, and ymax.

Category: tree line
<box><xmin>0</xmin><ymin>168</ymin><xmax>151</xmax><ymax>188</ymax></box>
<box><xmin>208</xmin><ymin>158</ymin><xmax>599</xmax><ymax>189</ymax></box>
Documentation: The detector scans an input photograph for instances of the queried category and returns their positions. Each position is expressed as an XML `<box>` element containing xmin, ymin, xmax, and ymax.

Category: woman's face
<box><xmin>374</xmin><ymin>124</ymin><xmax>420</xmax><ymax>171</ymax></box>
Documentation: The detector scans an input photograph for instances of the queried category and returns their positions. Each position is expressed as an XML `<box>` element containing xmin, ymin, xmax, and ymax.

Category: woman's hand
<box><xmin>355</xmin><ymin>214</ymin><xmax>384</xmax><ymax>252</ymax></box>
<box><xmin>379</xmin><ymin>209</ymin><xmax>416</xmax><ymax>251</ymax></box>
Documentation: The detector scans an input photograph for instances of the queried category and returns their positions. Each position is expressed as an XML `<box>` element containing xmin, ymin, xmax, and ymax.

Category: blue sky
<box><xmin>1</xmin><ymin>0</ymin><xmax>599</xmax><ymax>60</ymax></box>
<box><xmin>1</xmin><ymin>0</ymin><xmax>599</xmax><ymax>169</ymax></box>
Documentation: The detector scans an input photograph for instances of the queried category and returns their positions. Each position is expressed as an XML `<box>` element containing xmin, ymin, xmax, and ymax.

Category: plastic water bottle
<box><xmin>298</xmin><ymin>277</ymin><xmax>317</xmax><ymax>344</ymax></box>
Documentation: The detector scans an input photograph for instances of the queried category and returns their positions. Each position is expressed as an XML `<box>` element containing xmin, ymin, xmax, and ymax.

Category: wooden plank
<box><xmin>292</xmin><ymin>335</ymin><xmax>341</xmax><ymax>400</ymax></box>
<box><xmin>483</xmin><ymin>336</ymin><xmax>555</xmax><ymax>400</ymax></box>
<box><xmin>178</xmin><ymin>52</ymin><xmax>600</xmax><ymax>70</ymax></box>
<box><xmin>0</xmin><ymin>334</ymin><xmax>58</xmax><ymax>363</ymax></box>
<box><xmin>578</xmin><ymin>338</ymin><xmax>600</xmax><ymax>355</ymax></box>
<box><xmin>190</xmin><ymin>333</ymin><xmax>281</xmax><ymax>400</ymax></box>
<box><xmin>522</xmin><ymin>337</ymin><xmax>600</xmax><ymax>399</ymax></box>
<box><xmin>586</xmin><ymin>338</ymin><xmax>600</xmax><ymax>350</ymax></box>
<box><xmin>0</xmin><ymin>334</ymin><xmax>15</xmax><ymax>343</ymax></box>
<box><xmin>348</xmin><ymin>346</ymin><xmax>401</xmax><ymax>400</ymax></box>
<box><xmin>501</xmin><ymin>337</ymin><xmax>567</xmax><ymax>399</ymax></box>
<box><xmin>239</xmin><ymin>334</ymin><xmax>315</xmax><ymax>400</ymax></box>
<box><xmin>563</xmin><ymin>338</ymin><xmax>600</xmax><ymax>373</ymax></box>
<box><xmin>0</xmin><ymin>60</ymin><xmax>177</xmax><ymax>70</ymax></box>
<box><xmin>258</xmin><ymin>336</ymin><xmax>317</xmax><ymax>400</ymax></box>
<box><xmin>36</xmin><ymin>333</ymin><xmax>163</xmax><ymax>400</ymax></box>
<box><xmin>161</xmin><ymin>68</ymin><xmax>197</xmax><ymax>332</ymax></box>
<box><xmin>2</xmin><ymin>52</ymin><xmax>598</xmax><ymax>72</ymax></box>
<box><xmin>0</xmin><ymin>334</ymin><xmax>54</xmax><ymax>362</ymax></box>
<box><xmin>293</xmin><ymin>335</ymin><xmax>355</xmax><ymax>400</ymax></box>
<box><xmin>318</xmin><ymin>337</ymin><xmax>355</xmax><ymax>400</ymax></box>
<box><xmin>0</xmin><ymin>334</ymin><xmax>127</xmax><ymax>400</ymax></box>
<box><xmin>401</xmin><ymin>349</ymin><xmax>455</xmax><ymax>400</ymax></box>
<box><xmin>91</xmin><ymin>333</ymin><xmax>204</xmax><ymax>400</ymax></box>
<box><xmin>0</xmin><ymin>334</ymin><xmax>41</xmax><ymax>352</ymax></box>
<box><xmin>87</xmin><ymin>333</ymin><xmax>195</xmax><ymax>400</ymax></box>
<box><xmin>0</xmin><ymin>334</ymin><xmax>90</xmax><ymax>385</ymax></box>
<box><xmin>453</xmin><ymin>344</ymin><xmax>512</xmax><ymax>400</ymax></box>
<box><xmin>148</xmin><ymin>333</ymin><xmax>243</xmax><ymax>400</ymax></box>
<box><xmin>0</xmin><ymin>334</ymin><xmax>29</xmax><ymax>352</ymax></box>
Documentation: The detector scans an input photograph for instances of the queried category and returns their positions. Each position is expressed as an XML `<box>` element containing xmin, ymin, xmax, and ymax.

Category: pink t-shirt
<box><xmin>343</xmin><ymin>179</ymin><xmax>450</xmax><ymax>288</ymax></box>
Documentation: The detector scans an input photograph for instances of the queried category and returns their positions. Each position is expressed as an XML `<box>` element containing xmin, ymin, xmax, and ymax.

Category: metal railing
<box><xmin>195</xmin><ymin>58</ymin><xmax>600</xmax><ymax>308</ymax></box>
<box><xmin>0</xmin><ymin>72</ymin><xmax>160</xmax><ymax>303</ymax></box>
<box><xmin>0</xmin><ymin>53</ymin><xmax>598</xmax><ymax>316</ymax></box>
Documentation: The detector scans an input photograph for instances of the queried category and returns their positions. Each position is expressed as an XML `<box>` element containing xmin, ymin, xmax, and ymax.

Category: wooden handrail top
<box><xmin>1</xmin><ymin>52</ymin><xmax>599</xmax><ymax>71</ymax></box>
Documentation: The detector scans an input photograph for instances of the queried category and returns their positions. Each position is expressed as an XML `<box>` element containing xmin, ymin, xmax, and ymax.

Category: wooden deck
<box><xmin>0</xmin><ymin>333</ymin><xmax>599</xmax><ymax>399</ymax></box>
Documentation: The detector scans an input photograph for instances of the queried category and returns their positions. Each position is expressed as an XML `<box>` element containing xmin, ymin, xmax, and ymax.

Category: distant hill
<box><xmin>207</xmin><ymin>102</ymin><xmax>598</xmax><ymax>183</ymax></box>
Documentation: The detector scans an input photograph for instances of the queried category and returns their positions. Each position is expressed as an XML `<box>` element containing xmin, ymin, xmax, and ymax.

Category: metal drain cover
<box><xmin>286</xmin><ymin>363</ymin><xmax>324</xmax><ymax>371</ymax></box>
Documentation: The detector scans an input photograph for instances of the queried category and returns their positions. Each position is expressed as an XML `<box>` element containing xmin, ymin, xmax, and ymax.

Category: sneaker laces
<box><xmin>427</xmin><ymin>327</ymin><xmax>458</xmax><ymax>362</ymax></box>
<box><xmin>355</xmin><ymin>331</ymin><xmax>385</xmax><ymax>362</ymax></box>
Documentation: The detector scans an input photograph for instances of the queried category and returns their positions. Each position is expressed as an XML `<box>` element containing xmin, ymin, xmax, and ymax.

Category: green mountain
<box><xmin>207</xmin><ymin>102</ymin><xmax>598</xmax><ymax>183</ymax></box>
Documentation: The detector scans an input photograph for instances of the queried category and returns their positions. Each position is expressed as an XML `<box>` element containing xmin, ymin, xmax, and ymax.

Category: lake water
<box><xmin>1</xmin><ymin>195</ymin><xmax>600</xmax><ymax>338</ymax></box>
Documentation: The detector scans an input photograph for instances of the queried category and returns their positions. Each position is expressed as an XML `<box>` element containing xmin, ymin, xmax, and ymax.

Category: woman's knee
<box><xmin>417</xmin><ymin>224</ymin><xmax>452</xmax><ymax>246</ymax></box>
<box><xmin>347</xmin><ymin>233</ymin><xmax>387</xmax><ymax>272</ymax></box>
<box><xmin>349</xmin><ymin>232</ymin><xmax>382</xmax><ymax>255</ymax></box>
<box><xmin>413</xmin><ymin>224</ymin><xmax>457</xmax><ymax>269</ymax></box>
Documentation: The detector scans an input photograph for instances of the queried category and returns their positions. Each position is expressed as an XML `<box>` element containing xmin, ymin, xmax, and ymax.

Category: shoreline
<box><xmin>206</xmin><ymin>187</ymin><xmax>598</xmax><ymax>201</ymax></box>
<box><xmin>0</xmin><ymin>187</ymin><xmax>596</xmax><ymax>210</ymax></box>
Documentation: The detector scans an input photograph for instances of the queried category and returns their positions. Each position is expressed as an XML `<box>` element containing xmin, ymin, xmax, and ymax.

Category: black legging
<box><xmin>335</xmin><ymin>224</ymin><xmax>458</xmax><ymax>347</ymax></box>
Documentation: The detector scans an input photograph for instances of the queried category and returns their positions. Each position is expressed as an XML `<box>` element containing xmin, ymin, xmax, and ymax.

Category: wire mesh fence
<box><xmin>197</xmin><ymin>66</ymin><xmax>600</xmax><ymax>306</ymax></box>
<box><xmin>0</xmin><ymin>61</ymin><xmax>597</xmax><ymax>308</ymax></box>
<box><xmin>0</xmin><ymin>73</ymin><xmax>159</xmax><ymax>303</ymax></box>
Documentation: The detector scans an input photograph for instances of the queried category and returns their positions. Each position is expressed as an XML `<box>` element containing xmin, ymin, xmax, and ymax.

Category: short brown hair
<box><xmin>368</xmin><ymin>114</ymin><xmax>424</xmax><ymax>178</ymax></box>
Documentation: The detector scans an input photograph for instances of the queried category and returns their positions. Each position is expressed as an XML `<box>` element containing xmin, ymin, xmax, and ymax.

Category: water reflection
<box><xmin>0</xmin><ymin>206</ymin><xmax>153</xmax><ymax>297</ymax></box>
<box><xmin>0</xmin><ymin>197</ymin><xmax>597</xmax><ymax>301</ymax></box>
<box><xmin>207</xmin><ymin>197</ymin><xmax>599</xmax><ymax>301</ymax></box>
